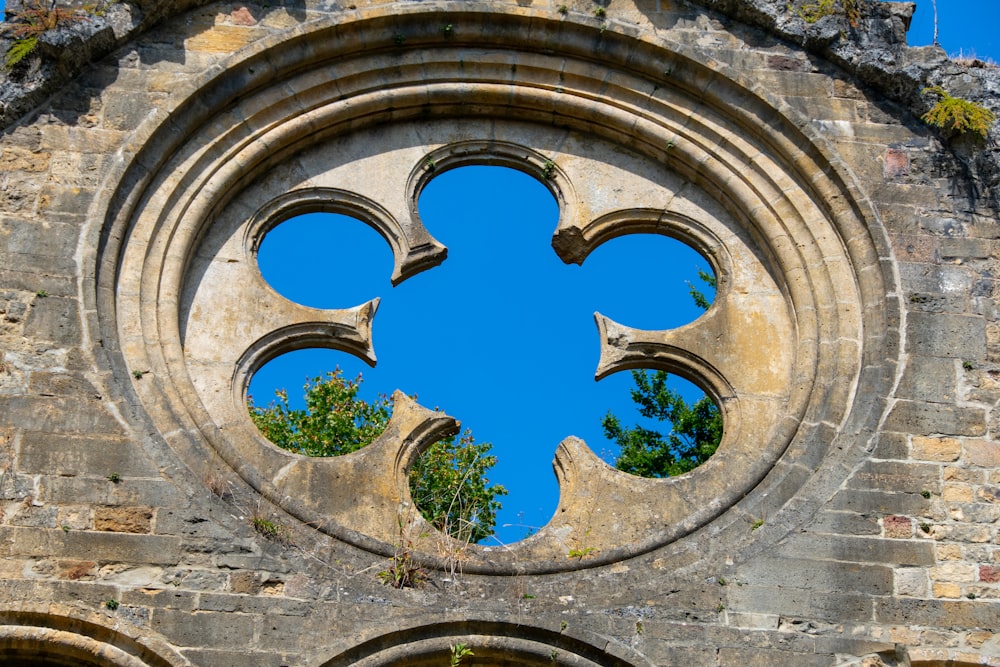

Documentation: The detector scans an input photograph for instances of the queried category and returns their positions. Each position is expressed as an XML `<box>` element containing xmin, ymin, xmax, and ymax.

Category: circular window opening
<box><xmin>256</xmin><ymin>212</ymin><xmax>393</xmax><ymax>309</ymax></box>
<box><xmin>246</xmin><ymin>166</ymin><xmax>721</xmax><ymax>544</ymax></box>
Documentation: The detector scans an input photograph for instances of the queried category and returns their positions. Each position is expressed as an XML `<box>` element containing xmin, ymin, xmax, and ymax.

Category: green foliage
<box><xmin>541</xmin><ymin>159</ymin><xmax>556</xmax><ymax>180</ymax></box>
<box><xmin>378</xmin><ymin>540</ymin><xmax>428</xmax><ymax>588</ymax></box>
<box><xmin>603</xmin><ymin>371</ymin><xmax>722</xmax><ymax>477</ymax></box>
<box><xmin>921</xmin><ymin>86</ymin><xmax>996</xmax><ymax>140</ymax></box>
<box><xmin>794</xmin><ymin>0</ymin><xmax>835</xmax><ymax>23</ymax></box>
<box><xmin>604</xmin><ymin>270</ymin><xmax>722</xmax><ymax>477</ymax></box>
<box><xmin>249</xmin><ymin>369</ymin><xmax>389</xmax><ymax>457</ymax></box>
<box><xmin>449</xmin><ymin>643</ymin><xmax>474</xmax><ymax>667</ymax></box>
<box><xmin>104</xmin><ymin>599</ymin><xmax>119</xmax><ymax>610</ymax></box>
<box><xmin>251</xmin><ymin>514</ymin><xmax>290</xmax><ymax>544</ymax></box>
<box><xmin>5</xmin><ymin>36</ymin><xmax>38</xmax><ymax>68</ymax></box>
<box><xmin>3</xmin><ymin>0</ymin><xmax>93</xmax><ymax>69</ymax></box>
<box><xmin>687</xmin><ymin>268</ymin><xmax>716</xmax><ymax>311</ymax></box>
<box><xmin>792</xmin><ymin>0</ymin><xmax>860</xmax><ymax>26</ymax></box>
<box><xmin>248</xmin><ymin>369</ymin><xmax>506</xmax><ymax>542</ymax></box>
<box><xmin>409</xmin><ymin>429</ymin><xmax>507</xmax><ymax>544</ymax></box>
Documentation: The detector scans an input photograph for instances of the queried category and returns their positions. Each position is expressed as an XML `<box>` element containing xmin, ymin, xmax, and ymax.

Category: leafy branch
<box><xmin>921</xmin><ymin>86</ymin><xmax>996</xmax><ymax>141</ymax></box>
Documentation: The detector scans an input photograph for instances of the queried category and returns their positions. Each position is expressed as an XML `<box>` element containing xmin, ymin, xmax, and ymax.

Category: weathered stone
<box><xmin>0</xmin><ymin>0</ymin><xmax>998</xmax><ymax>664</ymax></box>
<box><xmin>93</xmin><ymin>506</ymin><xmax>153</xmax><ymax>534</ymax></box>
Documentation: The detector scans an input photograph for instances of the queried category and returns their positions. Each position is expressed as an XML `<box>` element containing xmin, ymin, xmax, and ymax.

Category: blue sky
<box><xmin>2</xmin><ymin>0</ymin><xmax>995</xmax><ymax>544</ymax></box>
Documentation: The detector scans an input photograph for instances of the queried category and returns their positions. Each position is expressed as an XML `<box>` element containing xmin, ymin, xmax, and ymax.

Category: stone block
<box><xmin>939</xmin><ymin>237</ymin><xmax>992</xmax><ymax>260</ymax></box>
<box><xmin>871</xmin><ymin>432</ymin><xmax>909</xmax><ymax>460</ymax></box>
<box><xmin>94</xmin><ymin>506</ymin><xmax>153</xmax><ymax>534</ymax></box>
<box><xmin>906</xmin><ymin>312</ymin><xmax>986</xmax><ymax>361</ymax></box>
<box><xmin>737</xmin><ymin>557</ymin><xmax>893</xmax><ymax>595</ymax></box>
<box><xmin>0</xmin><ymin>526</ymin><xmax>180</xmax><ymax>564</ymax></box>
<box><xmin>876</xmin><ymin>597</ymin><xmax>1000</xmax><ymax>628</ymax></box>
<box><xmin>810</xmin><ymin>510</ymin><xmax>881</xmax><ymax>536</ymax></box>
<box><xmin>151</xmin><ymin>608</ymin><xmax>257</xmax><ymax>649</ymax></box>
<box><xmin>847</xmin><ymin>460</ymin><xmax>939</xmax><ymax>492</ymax></box>
<box><xmin>931</xmin><ymin>582</ymin><xmax>962</xmax><ymax>598</ymax></box>
<box><xmin>964</xmin><ymin>440</ymin><xmax>1000</xmax><ymax>467</ymax></box>
<box><xmin>929</xmin><ymin>562</ymin><xmax>977</xmax><ymax>582</ymax></box>
<box><xmin>883</xmin><ymin>400</ymin><xmax>986</xmax><ymax>437</ymax></box>
<box><xmin>883</xmin><ymin>515</ymin><xmax>912</xmax><ymax>539</ymax></box>
<box><xmin>774</xmin><ymin>535</ymin><xmax>935</xmax><ymax>567</ymax></box>
<box><xmin>896</xmin><ymin>356</ymin><xmax>956</xmax><ymax>402</ymax></box>
<box><xmin>22</xmin><ymin>295</ymin><xmax>80</xmax><ymax>345</ymax></box>
<box><xmin>830</xmin><ymin>489</ymin><xmax>932</xmax><ymax>516</ymax></box>
<box><xmin>894</xmin><ymin>567</ymin><xmax>928</xmax><ymax>597</ymax></box>
<box><xmin>912</xmin><ymin>436</ymin><xmax>962</xmax><ymax>462</ymax></box>
<box><xmin>20</xmin><ymin>432</ymin><xmax>156</xmax><ymax>477</ymax></box>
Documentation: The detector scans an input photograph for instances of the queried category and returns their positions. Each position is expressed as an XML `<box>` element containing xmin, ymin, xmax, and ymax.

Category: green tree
<box><xmin>248</xmin><ymin>369</ymin><xmax>506</xmax><ymax>542</ymax></box>
<box><xmin>603</xmin><ymin>270</ymin><xmax>723</xmax><ymax>477</ymax></box>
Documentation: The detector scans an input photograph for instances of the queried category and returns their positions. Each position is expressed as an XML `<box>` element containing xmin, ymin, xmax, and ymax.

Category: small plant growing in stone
<box><xmin>107</xmin><ymin>472</ymin><xmax>121</xmax><ymax>484</ymax></box>
<box><xmin>541</xmin><ymin>159</ymin><xmax>557</xmax><ymax>180</ymax></box>
<box><xmin>557</xmin><ymin>4</ymin><xmax>568</xmax><ymax>14</ymax></box>
<box><xmin>251</xmin><ymin>513</ymin><xmax>290</xmax><ymax>545</ymax></box>
<box><xmin>751</xmin><ymin>518</ymin><xmax>764</xmax><ymax>531</ymax></box>
<box><xmin>3</xmin><ymin>0</ymin><xmax>93</xmax><ymax>69</ymax></box>
<box><xmin>963</xmin><ymin>360</ymin><xmax>974</xmax><ymax>371</ymax></box>
<box><xmin>919</xmin><ymin>522</ymin><xmax>932</xmax><ymax>534</ymax></box>
<box><xmin>441</xmin><ymin>23</ymin><xmax>454</xmax><ymax>37</ymax></box>
<box><xmin>449</xmin><ymin>643</ymin><xmax>473</xmax><ymax>667</ymax></box>
<box><xmin>132</xmin><ymin>369</ymin><xmax>147</xmax><ymax>379</ymax></box>
<box><xmin>921</xmin><ymin>86</ymin><xmax>995</xmax><ymax>140</ymax></box>
<box><xmin>104</xmin><ymin>598</ymin><xmax>119</xmax><ymax>610</ymax></box>
<box><xmin>593</xmin><ymin>6</ymin><xmax>606</xmax><ymax>18</ymax></box>
<box><xmin>377</xmin><ymin>540</ymin><xmax>428</xmax><ymax>588</ymax></box>
<box><xmin>792</xmin><ymin>0</ymin><xmax>860</xmax><ymax>26</ymax></box>
<box><xmin>206</xmin><ymin>472</ymin><xmax>230</xmax><ymax>499</ymax></box>
<box><xmin>921</xmin><ymin>489</ymin><xmax>931</xmax><ymax>499</ymax></box>
<box><xmin>794</xmin><ymin>0</ymin><xmax>835</xmax><ymax>23</ymax></box>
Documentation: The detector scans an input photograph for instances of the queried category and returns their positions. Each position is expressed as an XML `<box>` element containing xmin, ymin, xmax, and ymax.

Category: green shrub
<box><xmin>921</xmin><ymin>86</ymin><xmax>995</xmax><ymax>140</ymax></box>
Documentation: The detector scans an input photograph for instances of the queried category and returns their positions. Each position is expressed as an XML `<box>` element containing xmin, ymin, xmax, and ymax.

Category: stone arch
<box><xmin>313</xmin><ymin>619</ymin><xmax>653</xmax><ymax>667</ymax></box>
<box><xmin>92</xmin><ymin>5</ymin><xmax>897</xmax><ymax>574</ymax></box>
<box><xmin>0</xmin><ymin>608</ymin><xmax>188</xmax><ymax>667</ymax></box>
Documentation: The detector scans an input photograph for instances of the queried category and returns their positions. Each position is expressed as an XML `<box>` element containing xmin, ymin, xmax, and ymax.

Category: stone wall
<box><xmin>0</xmin><ymin>0</ymin><xmax>998</xmax><ymax>665</ymax></box>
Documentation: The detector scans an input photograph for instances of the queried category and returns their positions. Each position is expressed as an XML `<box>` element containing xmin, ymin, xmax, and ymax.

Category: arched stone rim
<box><xmin>313</xmin><ymin>619</ymin><xmax>653</xmax><ymax>667</ymax></box>
<box><xmin>92</xmin><ymin>5</ymin><xmax>896</xmax><ymax>574</ymax></box>
<box><xmin>0</xmin><ymin>608</ymin><xmax>188</xmax><ymax>667</ymax></box>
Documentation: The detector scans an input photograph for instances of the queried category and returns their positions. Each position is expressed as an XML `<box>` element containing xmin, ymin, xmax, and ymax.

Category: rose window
<box><xmin>99</xmin><ymin>10</ymin><xmax>891</xmax><ymax>574</ymax></box>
